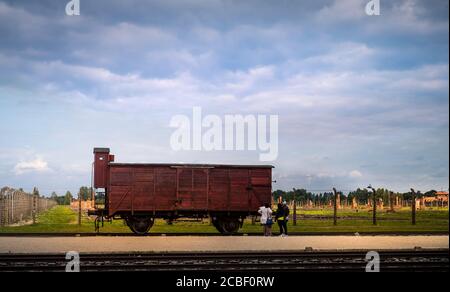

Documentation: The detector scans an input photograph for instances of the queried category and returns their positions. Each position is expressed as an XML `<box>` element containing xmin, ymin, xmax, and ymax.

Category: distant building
<box><xmin>70</xmin><ymin>200</ymin><xmax>94</xmax><ymax>210</ymax></box>
<box><xmin>423</xmin><ymin>191</ymin><xmax>448</xmax><ymax>207</ymax></box>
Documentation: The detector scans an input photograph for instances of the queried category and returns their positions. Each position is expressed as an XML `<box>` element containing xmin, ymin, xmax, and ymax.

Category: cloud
<box><xmin>2</xmin><ymin>50</ymin><xmax>448</xmax><ymax>139</ymax></box>
<box><xmin>315</xmin><ymin>0</ymin><xmax>366</xmax><ymax>22</ymax></box>
<box><xmin>14</xmin><ymin>157</ymin><xmax>50</xmax><ymax>175</ymax></box>
<box><xmin>349</xmin><ymin>170</ymin><xmax>363</xmax><ymax>178</ymax></box>
<box><xmin>381</xmin><ymin>0</ymin><xmax>449</xmax><ymax>34</ymax></box>
<box><xmin>314</xmin><ymin>0</ymin><xmax>449</xmax><ymax>35</ymax></box>
<box><xmin>0</xmin><ymin>0</ymin><xmax>448</xmax><ymax>193</ymax></box>
<box><xmin>224</xmin><ymin>66</ymin><xmax>275</xmax><ymax>93</ymax></box>
<box><xmin>301</xmin><ymin>42</ymin><xmax>377</xmax><ymax>69</ymax></box>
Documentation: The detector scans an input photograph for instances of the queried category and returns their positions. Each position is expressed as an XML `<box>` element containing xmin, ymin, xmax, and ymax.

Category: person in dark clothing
<box><xmin>282</xmin><ymin>201</ymin><xmax>290</xmax><ymax>236</ymax></box>
<box><xmin>275</xmin><ymin>203</ymin><xmax>287</xmax><ymax>236</ymax></box>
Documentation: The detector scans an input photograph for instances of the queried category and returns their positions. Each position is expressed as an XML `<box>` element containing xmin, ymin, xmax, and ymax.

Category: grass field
<box><xmin>0</xmin><ymin>205</ymin><xmax>448</xmax><ymax>234</ymax></box>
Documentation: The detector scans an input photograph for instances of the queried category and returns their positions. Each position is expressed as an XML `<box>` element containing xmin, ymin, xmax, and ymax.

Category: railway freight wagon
<box><xmin>89</xmin><ymin>148</ymin><xmax>274</xmax><ymax>234</ymax></box>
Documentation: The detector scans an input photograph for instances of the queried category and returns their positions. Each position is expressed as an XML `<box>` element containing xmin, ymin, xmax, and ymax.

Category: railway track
<box><xmin>0</xmin><ymin>249</ymin><xmax>448</xmax><ymax>272</ymax></box>
<box><xmin>0</xmin><ymin>231</ymin><xmax>448</xmax><ymax>237</ymax></box>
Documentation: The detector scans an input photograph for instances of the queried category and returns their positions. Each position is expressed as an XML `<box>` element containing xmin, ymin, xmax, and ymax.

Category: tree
<box><xmin>64</xmin><ymin>191</ymin><xmax>73</xmax><ymax>205</ymax></box>
<box><xmin>78</xmin><ymin>186</ymin><xmax>93</xmax><ymax>201</ymax></box>
<box><xmin>424</xmin><ymin>190</ymin><xmax>437</xmax><ymax>197</ymax></box>
<box><xmin>32</xmin><ymin>187</ymin><xmax>40</xmax><ymax>197</ymax></box>
<box><xmin>348</xmin><ymin>188</ymin><xmax>370</xmax><ymax>205</ymax></box>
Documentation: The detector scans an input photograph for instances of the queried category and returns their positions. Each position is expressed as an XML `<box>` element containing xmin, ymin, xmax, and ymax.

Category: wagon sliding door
<box><xmin>249</xmin><ymin>168</ymin><xmax>272</xmax><ymax>210</ymax></box>
<box><xmin>209</xmin><ymin>168</ymin><xmax>251</xmax><ymax>212</ymax></box>
<box><xmin>175</xmin><ymin>167</ymin><xmax>208</xmax><ymax>210</ymax></box>
<box><xmin>132</xmin><ymin>168</ymin><xmax>156</xmax><ymax>211</ymax></box>
<box><xmin>208</xmin><ymin>169</ymin><xmax>228</xmax><ymax>211</ymax></box>
<box><xmin>155</xmin><ymin>167</ymin><xmax>177</xmax><ymax>211</ymax></box>
<box><xmin>229</xmin><ymin>169</ymin><xmax>250</xmax><ymax>211</ymax></box>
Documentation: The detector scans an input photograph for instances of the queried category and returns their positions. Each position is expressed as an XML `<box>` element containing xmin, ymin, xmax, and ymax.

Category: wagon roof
<box><xmin>109</xmin><ymin>163</ymin><xmax>274</xmax><ymax>168</ymax></box>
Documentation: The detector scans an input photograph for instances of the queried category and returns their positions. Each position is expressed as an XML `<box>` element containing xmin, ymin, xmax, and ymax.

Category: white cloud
<box><xmin>14</xmin><ymin>157</ymin><xmax>50</xmax><ymax>175</ymax></box>
<box><xmin>0</xmin><ymin>0</ymin><xmax>448</xmax><ymax>193</ymax></box>
<box><xmin>383</xmin><ymin>0</ymin><xmax>449</xmax><ymax>34</ymax></box>
<box><xmin>4</xmin><ymin>52</ymin><xmax>448</xmax><ymax>123</ymax></box>
<box><xmin>315</xmin><ymin>0</ymin><xmax>366</xmax><ymax>23</ymax></box>
<box><xmin>349</xmin><ymin>170</ymin><xmax>363</xmax><ymax>178</ymax></box>
<box><xmin>314</xmin><ymin>0</ymin><xmax>449</xmax><ymax>35</ymax></box>
<box><xmin>0</xmin><ymin>2</ymin><xmax>48</xmax><ymax>37</ymax></box>
<box><xmin>302</xmin><ymin>42</ymin><xmax>377</xmax><ymax>68</ymax></box>
<box><xmin>224</xmin><ymin>66</ymin><xmax>275</xmax><ymax>92</ymax></box>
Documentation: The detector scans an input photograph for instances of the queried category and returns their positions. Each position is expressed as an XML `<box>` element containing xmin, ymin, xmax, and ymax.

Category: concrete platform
<box><xmin>0</xmin><ymin>235</ymin><xmax>448</xmax><ymax>253</ymax></box>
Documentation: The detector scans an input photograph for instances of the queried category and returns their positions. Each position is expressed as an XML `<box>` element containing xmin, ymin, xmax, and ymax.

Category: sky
<box><xmin>0</xmin><ymin>0</ymin><xmax>448</xmax><ymax>196</ymax></box>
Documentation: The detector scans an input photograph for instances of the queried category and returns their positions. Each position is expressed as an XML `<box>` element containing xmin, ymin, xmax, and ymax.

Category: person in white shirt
<box><xmin>258</xmin><ymin>203</ymin><xmax>273</xmax><ymax>236</ymax></box>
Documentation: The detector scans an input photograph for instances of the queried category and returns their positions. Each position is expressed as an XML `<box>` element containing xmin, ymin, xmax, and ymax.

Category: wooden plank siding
<box><xmin>107</xmin><ymin>164</ymin><xmax>272</xmax><ymax>216</ymax></box>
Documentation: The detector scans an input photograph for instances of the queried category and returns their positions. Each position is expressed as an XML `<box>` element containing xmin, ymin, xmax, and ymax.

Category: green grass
<box><xmin>296</xmin><ymin>207</ymin><xmax>450</xmax><ymax>220</ymax></box>
<box><xmin>0</xmin><ymin>205</ymin><xmax>448</xmax><ymax>234</ymax></box>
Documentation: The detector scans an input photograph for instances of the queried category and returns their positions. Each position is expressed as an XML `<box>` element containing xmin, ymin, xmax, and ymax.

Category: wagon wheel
<box><xmin>126</xmin><ymin>216</ymin><xmax>154</xmax><ymax>235</ymax></box>
<box><xmin>218</xmin><ymin>218</ymin><xmax>240</xmax><ymax>235</ymax></box>
<box><xmin>212</xmin><ymin>218</ymin><xmax>224</xmax><ymax>233</ymax></box>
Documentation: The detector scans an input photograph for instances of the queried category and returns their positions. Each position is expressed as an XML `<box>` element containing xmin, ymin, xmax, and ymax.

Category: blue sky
<box><xmin>0</xmin><ymin>0</ymin><xmax>448</xmax><ymax>196</ymax></box>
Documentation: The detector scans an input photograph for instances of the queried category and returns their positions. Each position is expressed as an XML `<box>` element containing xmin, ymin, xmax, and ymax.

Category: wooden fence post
<box><xmin>332</xmin><ymin>188</ymin><xmax>338</xmax><ymax>226</ymax></box>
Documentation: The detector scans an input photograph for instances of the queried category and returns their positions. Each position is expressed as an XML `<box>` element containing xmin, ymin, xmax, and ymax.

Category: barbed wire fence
<box><xmin>0</xmin><ymin>187</ymin><xmax>57</xmax><ymax>227</ymax></box>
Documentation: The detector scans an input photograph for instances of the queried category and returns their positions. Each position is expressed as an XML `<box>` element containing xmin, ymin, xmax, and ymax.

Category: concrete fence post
<box><xmin>293</xmin><ymin>200</ymin><xmax>297</xmax><ymax>226</ymax></box>
<box><xmin>410</xmin><ymin>188</ymin><xmax>416</xmax><ymax>225</ymax></box>
<box><xmin>332</xmin><ymin>188</ymin><xmax>338</xmax><ymax>226</ymax></box>
<box><xmin>0</xmin><ymin>187</ymin><xmax>57</xmax><ymax>226</ymax></box>
<box><xmin>0</xmin><ymin>190</ymin><xmax>5</xmax><ymax>227</ymax></box>
<box><xmin>32</xmin><ymin>193</ymin><xmax>37</xmax><ymax>224</ymax></box>
<box><xmin>78</xmin><ymin>193</ymin><xmax>82</xmax><ymax>226</ymax></box>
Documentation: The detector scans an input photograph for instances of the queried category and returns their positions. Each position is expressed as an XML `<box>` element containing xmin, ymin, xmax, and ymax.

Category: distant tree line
<box><xmin>273</xmin><ymin>188</ymin><xmax>335</xmax><ymax>205</ymax></box>
<box><xmin>50</xmin><ymin>191</ymin><xmax>73</xmax><ymax>205</ymax></box>
<box><xmin>273</xmin><ymin>188</ymin><xmax>440</xmax><ymax>205</ymax></box>
<box><xmin>49</xmin><ymin>186</ymin><xmax>94</xmax><ymax>205</ymax></box>
<box><xmin>46</xmin><ymin>186</ymin><xmax>441</xmax><ymax>206</ymax></box>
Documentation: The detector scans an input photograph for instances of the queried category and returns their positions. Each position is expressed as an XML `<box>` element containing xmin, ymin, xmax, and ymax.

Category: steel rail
<box><xmin>0</xmin><ymin>250</ymin><xmax>447</xmax><ymax>272</ymax></box>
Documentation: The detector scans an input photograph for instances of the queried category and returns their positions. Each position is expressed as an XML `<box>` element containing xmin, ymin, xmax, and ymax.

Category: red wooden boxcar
<box><xmin>90</xmin><ymin>148</ymin><xmax>273</xmax><ymax>234</ymax></box>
